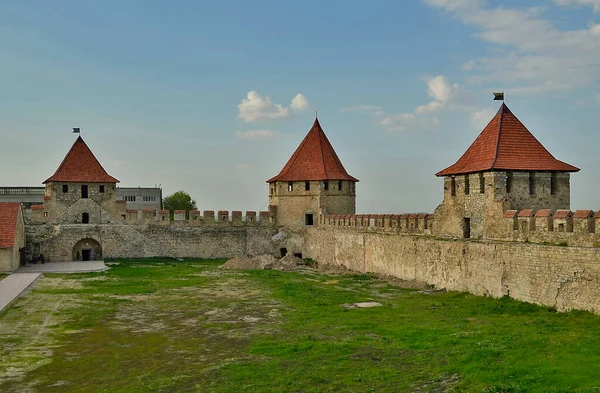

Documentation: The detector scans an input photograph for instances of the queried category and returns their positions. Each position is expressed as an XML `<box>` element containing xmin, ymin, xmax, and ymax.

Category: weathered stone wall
<box><xmin>269</xmin><ymin>180</ymin><xmax>356</xmax><ymax>227</ymax></box>
<box><xmin>0</xmin><ymin>249</ymin><xmax>12</xmax><ymax>272</ymax></box>
<box><xmin>26</xmin><ymin>223</ymin><xmax>276</xmax><ymax>262</ymax></box>
<box><xmin>277</xmin><ymin>227</ymin><xmax>600</xmax><ymax>314</ymax></box>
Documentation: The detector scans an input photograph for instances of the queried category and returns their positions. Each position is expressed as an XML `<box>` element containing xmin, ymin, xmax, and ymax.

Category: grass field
<box><xmin>1</xmin><ymin>259</ymin><xmax>600</xmax><ymax>392</ymax></box>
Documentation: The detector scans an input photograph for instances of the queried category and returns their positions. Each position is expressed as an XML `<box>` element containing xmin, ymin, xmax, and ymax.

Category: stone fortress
<box><xmin>7</xmin><ymin>102</ymin><xmax>600</xmax><ymax>314</ymax></box>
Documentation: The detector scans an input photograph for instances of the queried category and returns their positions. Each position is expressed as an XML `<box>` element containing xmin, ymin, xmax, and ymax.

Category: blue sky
<box><xmin>1</xmin><ymin>0</ymin><xmax>599</xmax><ymax>213</ymax></box>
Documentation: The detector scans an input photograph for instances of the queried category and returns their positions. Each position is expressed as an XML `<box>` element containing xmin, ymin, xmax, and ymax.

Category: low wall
<box><xmin>26</xmin><ymin>224</ymin><xmax>276</xmax><ymax>261</ymax></box>
<box><xmin>282</xmin><ymin>227</ymin><xmax>600</xmax><ymax>314</ymax></box>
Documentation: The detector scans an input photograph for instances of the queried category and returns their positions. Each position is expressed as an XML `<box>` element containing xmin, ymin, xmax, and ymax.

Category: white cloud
<box><xmin>235</xmin><ymin>130</ymin><xmax>281</xmax><ymax>139</ymax></box>
<box><xmin>237</xmin><ymin>91</ymin><xmax>309</xmax><ymax>123</ymax></box>
<box><xmin>461</xmin><ymin>60</ymin><xmax>475</xmax><ymax>71</ymax></box>
<box><xmin>425</xmin><ymin>0</ymin><xmax>600</xmax><ymax>95</ymax></box>
<box><xmin>234</xmin><ymin>164</ymin><xmax>251</xmax><ymax>171</ymax></box>
<box><xmin>291</xmin><ymin>93</ymin><xmax>309</xmax><ymax>111</ymax></box>
<box><xmin>555</xmin><ymin>0</ymin><xmax>600</xmax><ymax>12</ymax></box>
<box><xmin>345</xmin><ymin>75</ymin><xmax>475</xmax><ymax>132</ymax></box>
<box><xmin>470</xmin><ymin>108</ymin><xmax>497</xmax><ymax>130</ymax></box>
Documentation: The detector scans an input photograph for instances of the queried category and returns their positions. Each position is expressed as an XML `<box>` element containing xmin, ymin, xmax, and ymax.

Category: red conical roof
<box><xmin>267</xmin><ymin>118</ymin><xmax>358</xmax><ymax>183</ymax></box>
<box><xmin>44</xmin><ymin>136</ymin><xmax>119</xmax><ymax>184</ymax></box>
<box><xmin>436</xmin><ymin>104</ymin><xmax>579</xmax><ymax>176</ymax></box>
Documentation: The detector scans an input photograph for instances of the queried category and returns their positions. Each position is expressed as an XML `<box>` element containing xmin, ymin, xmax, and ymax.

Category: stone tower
<box><xmin>434</xmin><ymin>103</ymin><xmax>579</xmax><ymax>239</ymax></box>
<box><xmin>267</xmin><ymin>118</ymin><xmax>358</xmax><ymax>227</ymax></box>
<box><xmin>42</xmin><ymin>136</ymin><xmax>121</xmax><ymax>226</ymax></box>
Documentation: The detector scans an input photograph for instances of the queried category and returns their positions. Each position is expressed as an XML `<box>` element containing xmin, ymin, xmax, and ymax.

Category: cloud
<box><xmin>235</xmin><ymin>130</ymin><xmax>281</xmax><ymax>139</ymax></box>
<box><xmin>555</xmin><ymin>0</ymin><xmax>600</xmax><ymax>12</ymax></box>
<box><xmin>345</xmin><ymin>75</ymin><xmax>475</xmax><ymax>132</ymax></box>
<box><xmin>470</xmin><ymin>108</ymin><xmax>497</xmax><ymax>130</ymax></box>
<box><xmin>234</xmin><ymin>163</ymin><xmax>251</xmax><ymax>171</ymax></box>
<box><xmin>425</xmin><ymin>0</ymin><xmax>600</xmax><ymax>95</ymax></box>
<box><xmin>237</xmin><ymin>91</ymin><xmax>309</xmax><ymax>123</ymax></box>
<box><xmin>290</xmin><ymin>94</ymin><xmax>309</xmax><ymax>111</ymax></box>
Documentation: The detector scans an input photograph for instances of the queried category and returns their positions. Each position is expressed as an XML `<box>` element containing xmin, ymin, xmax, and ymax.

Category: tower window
<box><xmin>506</xmin><ymin>171</ymin><xmax>513</xmax><ymax>193</ymax></box>
<box><xmin>288</xmin><ymin>182</ymin><xmax>293</xmax><ymax>192</ymax></box>
<box><xmin>450</xmin><ymin>177</ymin><xmax>456</xmax><ymax>196</ymax></box>
<box><xmin>305</xmin><ymin>181</ymin><xmax>310</xmax><ymax>191</ymax></box>
<box><xmin>338</xmin><ymin>181</ymin><xmax>342</xmax><ymax>190</ymax></box>
<box><xmin>62</xmin><ymin>184</ymin><xmax>68</xmax><ymax>193</ymax></box>
<box><xmin>99</xmin><ymin>185</ymin><xmax>105</xmax><ymax>193</ymax></box>
<box><xmin>323</xmin><ymin>181</ymin><xmax>329</xmax><ymax>191</ymax></box>
<box><xmin>479</xmin><ymin>173</ymin><xmax>485</xmax><ymax>194</ymax></box>
<box><xmin>305</xmin><ymin>213</ymin><xmax>314</xmax><ymax>226</ymax></box>
<box><xmin>464</xmin><ymin>175</ymin><xmax>470</xmax><ymax>195</ymax></box>
<box><xmin>529</xmin><ymin>172</ymin><xmax>536</xmax><ymax>195</ymax></box>
<box><xmin>551</xmin><ymin>172</ymin><xmax>557</xmax><ymax>195</ymax></box>
<box><xmin>82</xmin><ymin>212</ymin><xmax>89</xmax><ymax>224</ymax></box>
<box><xmin>81</xmin><ymin>185</ymin><xmax>88</xmax><ymax>199</ymax></box>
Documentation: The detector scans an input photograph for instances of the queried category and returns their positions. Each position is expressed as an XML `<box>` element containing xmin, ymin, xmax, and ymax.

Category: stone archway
<box><xmin>72</xmin><ymin>238</ymin><xmax>102</xmax><ymax>261</ymax></box>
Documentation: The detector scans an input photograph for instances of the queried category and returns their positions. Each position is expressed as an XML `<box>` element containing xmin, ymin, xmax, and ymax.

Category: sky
<box><xmin>1</xmin><ymin>0</ymin><xmax>599</xmax><ymax>214</ymax></box>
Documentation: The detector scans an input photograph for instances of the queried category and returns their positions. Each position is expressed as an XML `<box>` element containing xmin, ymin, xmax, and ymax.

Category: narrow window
<box><xmin>463</xmin><ymin>218</ymin><xmax>471</xmax><ymax>239</ymax></box>
<box><xmin>323</xmin><ymin>181</ymin><xmax>329</xmax><ymax>191</ymax></box>
<box><xmin>450</xmin><ymin>177</ymin><xmax>456</xmax><ymax>197</ymax></box>
<box><xmin>529</xmin><ymin>172</ymin><xmax>536</xmax><ymax>195</ymax></box>
<box><xmin>338</xmin><ymin>181</ymin><xmax>342</xmax><ymax>191</ymax></box>
<box><xmin>99</xmin><ymin>185</ymin><xmax>105</xmax><ymax>193</ymax></box>
<box><xmin>550</xmin><ymin>172</ymin><xmax>557</xmax><ymax>195</ymax></box>
<box><xmin>305</xmin><ymin>213</ymin><xmax>314</xmax><ymax>226</ymax></box>
<box><xmin>62</xmin><ymin>184</ymin><xmax>68</xmax><ymax>193</ymax></box>
<box><xmin>82</xmin><ymin>212</ymin><xmax>89</xmax><ymax>224</ymax></box>
<box><xmin>121</xmin><ymin>214</ymin><xmax>126</xmax><ymax>220</ymax></box>
<box><xmin>305</xmin><ymin>181</ymin><xmax>310</xmax><ymax>191</ymax></box>
<box><xmin>479</xmin><ymin>173</ymin><xmax>485</xmax><ymax>194</ymax></box>
<box><xmin>44</xmin><ymin>212</ymin><xmax>48</xmax><ymax>218</ymax></box>
<box><xmin>81</xmin><ymin>185</ymin><xmax>88</xmax><ymax>199</ymax></box>
<box><xmin>506</xmin><ymin>171</ymin><xmax>513</xmax><ymax>193</ymax></box>
<box><xmin>288</xmin><ymin>182</ymin><xmax>293</xmax><ymax>192</ymax></box>
<box><xmin>464</xmin><ymin>175</ymin><xmax>470</xmax><ymax>195</ymax></box>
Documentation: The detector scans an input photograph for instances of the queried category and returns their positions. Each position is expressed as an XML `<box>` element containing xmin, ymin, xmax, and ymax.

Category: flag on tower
<box><xmin>493</xmin><ymin>92</ymin><xmax>504</xmax><ymax>101</ymax></box>
<box><xmin>73</xmin><ymin>127</ymin><xmax>80</xmax><ymax>134</ymax></box>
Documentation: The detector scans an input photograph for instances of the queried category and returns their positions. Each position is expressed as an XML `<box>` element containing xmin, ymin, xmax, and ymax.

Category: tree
<box><xmin>163</xmin><ymin>190</ymin><xmax>197</xmax><ymax>219</ymax></box>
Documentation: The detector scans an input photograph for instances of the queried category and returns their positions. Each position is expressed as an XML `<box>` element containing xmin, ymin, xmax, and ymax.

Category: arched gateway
<box><xmin>72</xmin><ymin>238</ymin><xmax>102</xmax><ymax>261</ymax></box>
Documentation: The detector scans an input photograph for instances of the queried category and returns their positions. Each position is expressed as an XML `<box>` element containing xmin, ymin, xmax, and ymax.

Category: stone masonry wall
<box><xmin>278</xmin><ymin>227</ymin><xmax>600</xmax><ymax>314</ymax></box>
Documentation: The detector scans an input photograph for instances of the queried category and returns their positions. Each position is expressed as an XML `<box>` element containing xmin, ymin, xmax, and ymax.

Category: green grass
<box><xmin>1</xmin><ymin>259</ymin><xmax>600</xmax><ymax>392</ymax></box>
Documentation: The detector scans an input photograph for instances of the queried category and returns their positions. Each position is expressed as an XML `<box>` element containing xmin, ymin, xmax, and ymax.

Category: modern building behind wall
<box><xmin>116</xmin><ymin>187</ymin><xmax>162</xmax><ymax>211</ymax></box>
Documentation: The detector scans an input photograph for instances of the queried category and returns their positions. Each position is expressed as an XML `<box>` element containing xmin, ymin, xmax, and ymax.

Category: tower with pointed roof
<box><xmin>41</xmin><ymin>136</ymin><xmax>122</xmax><ymax>229</ymax></box>
<box><xmin>434</xmin><ymin>103</ymin><xmax>579</xmax><ymax>238</ymax></box>
<box><xmin>267</xmin><ymin>118</ymin><xmax>358</xmax><ymax>227</ymax></box>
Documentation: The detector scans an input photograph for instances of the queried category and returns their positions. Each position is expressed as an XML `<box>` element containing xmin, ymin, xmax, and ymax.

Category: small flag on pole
<box><xmin>493</xmin><ymin>92</ymin><xmax>504</xmax><ymax>101</ymax></box>
<box><xmin>73</xmin><ymin>127</ymin><xmax>80</xmax><ymax>134</ymax></box>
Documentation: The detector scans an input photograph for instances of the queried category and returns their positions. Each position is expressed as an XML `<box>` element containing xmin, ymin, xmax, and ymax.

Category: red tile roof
<box><xmin>0</xmin><ymin>203</ymin><xmax>22</xmax><ymax>248</ymax></box>
<box><xmin>267</xmin><ymin>118</ymin><xmax>358</xmax><ymax>183</ymax></box>
<box><xmin>44</xmin><ymin>136</ymin><xmax>119</xmax><ymax>184</ymax></box>
<box><xmin>535</xmin><ymin>209</ymin><xmax>553</xmax><ymax>218</ymax></box>
<box><xmin>573</xmin><ymin>210</ymin><xmax>594</xmax><ymax>219</ymax></box>
<box><xmin>553</xmin><ymin>210</ymin><xmax>572</xmax><ymax>219</ymax></box>
<box><xmin>518</xmin><ymin>209</ymin><xmax>535</xmax><ymax>218</ymax></box>
<box><xmin>503</xmin><ymin>210</ymin><xmax>518</xmax><ymax>218</ymax></box>
<box><xmin>436</xmin><ymin>104</ymin><xmax>579</xmax><ymax>176</ymax></box>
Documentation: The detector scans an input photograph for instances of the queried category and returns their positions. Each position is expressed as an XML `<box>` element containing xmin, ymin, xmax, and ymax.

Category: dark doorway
<box><xmin>82</xmin><ymin>249</ymin><xmax>91</xmax><ymax>261</ymax></box>
<box><xmin>463</xmin><ymin>218</ymin><xmax>471</xmax><ymax>239</ymax></box>
<box><xmin>19</xmin><ymin>247</ymin><xmax>26</xmax><ymax>265</ymax></box>
<box><xmin>82</xmin><ymin>212</ymin><xmax>89</xmax><ymax>224</ymax></box>
<box><xmin>72</xmin><ymin>238</ymin><xmax>102</xmax><ymax>261</ymax></box>
<box><xmin>293</xmin><ymin>253</ymin><xmax>303</xmax><ymax>259</ymax></box>
<box><xmin>280</xmin><ymin>248</ymin><xmax>288</xmax><ymax>257</ymax></box>
<box><xmin>305</xmin><ymin>213</ymin><xmax>314</xmax><ymax>226</ymax></box>
<box><xmin>81</xmin><ymin>184</ymin><xmax>88</xmax><ymax>199</ymax></box>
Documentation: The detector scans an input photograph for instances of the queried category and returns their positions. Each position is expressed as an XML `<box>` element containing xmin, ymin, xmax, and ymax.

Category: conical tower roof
<box><xmin>44</xmin><ymin>136</ymin><xmax>119</xmax><ymax>184</ymax></box>
<box><xmin>267</xmin><ymin>118</ymin><xmax>358</xmax><ymax>183</ymax></box>
<box><xmin>436</xmin><ymin>103</ymin><xmax>579</xmax><ymax>176</ymax></box>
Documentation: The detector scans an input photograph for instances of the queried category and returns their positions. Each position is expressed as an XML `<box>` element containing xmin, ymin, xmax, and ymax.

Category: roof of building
<box><xmin>267</xmin><ymin>118</ymin><xmax>358</xmax><ymax>183</ymax></box>
<box><xmin>0</xmin><ymin>203</ymin><xmax>22</xmax><ymax>248</ymax></box>
<box><xmin>436</xmin><ymin>104</ymin><xmax>579</xmax><ymax>177</ymax></box>
<box><xmin>44</xmin><ymin>136</ymin><xmax>119</xmax><ymax>184</ymax></box>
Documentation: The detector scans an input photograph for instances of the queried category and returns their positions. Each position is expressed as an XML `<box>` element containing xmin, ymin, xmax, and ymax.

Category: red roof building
<box><xmin>0</xmin><ymin>202</ymin><xmax>25</xmax><ymax>272</ymax></box>
<box><xmin>267</xmin><ymin>118</ymin><xmax>358</xmax><ymax>183</ymax></box>
<box><xmin>436</xmin><ymin>104</ymin><xmax>579</xmax><ymax>177</ymax></box>
<box><xmin>44</xmin><ymin>136</ymin><xmax>119</xmax><ymax>184</ymax></box>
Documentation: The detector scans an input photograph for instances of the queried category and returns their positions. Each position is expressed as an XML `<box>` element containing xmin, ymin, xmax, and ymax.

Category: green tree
<box><xmin>163</xmin><ymin>190</ymin><xmax>197</xmax><ymax>219</ymax></box>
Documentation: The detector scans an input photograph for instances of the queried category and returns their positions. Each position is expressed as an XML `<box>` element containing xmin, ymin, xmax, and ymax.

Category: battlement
<box><xmin>501</xmin><ymin>208</ymin><xmax>600</xmax><ymax>246</ymax></box>
<box><xmin>121</xmin><ymin>209</ymin><xmax>270</xmax><ymax>226</ymax></box>
<box><xmin>320</xmin><ymin>213</ymin><xmax>434</xmax><ymax>234</ymax></box>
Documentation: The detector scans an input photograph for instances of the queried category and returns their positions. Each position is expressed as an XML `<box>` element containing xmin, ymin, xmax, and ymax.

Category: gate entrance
<box><xmin>72</xmin><ymin>238</ymin><xmax>102</xmax><ymax>261</ymax></box>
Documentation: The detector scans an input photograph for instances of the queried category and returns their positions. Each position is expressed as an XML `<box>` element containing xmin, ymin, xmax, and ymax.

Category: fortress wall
<box><xmin>26</xmin><ymin>224</ymin><xmax>276</xmax><ymax>261</ymax></box>
<box><xmin>283</xmin><ymin>227</ymin><xmax>600</xmax><ymax>314</ymax></box>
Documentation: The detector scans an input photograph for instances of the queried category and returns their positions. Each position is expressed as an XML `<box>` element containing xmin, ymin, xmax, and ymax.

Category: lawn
<box><xmin>1</xmin><ymin>259</ymin><xmax>599</xmax><ymax>392</ymax></box>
